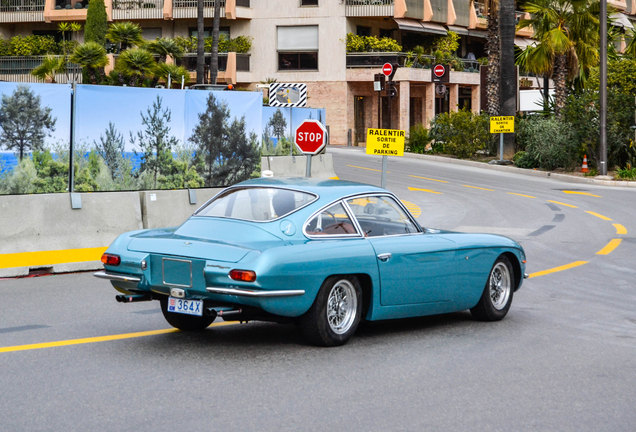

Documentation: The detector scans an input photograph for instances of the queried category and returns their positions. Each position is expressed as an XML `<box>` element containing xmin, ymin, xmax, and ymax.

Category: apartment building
<box><xmin>1</xmin><ymin>0</ymin><xmax>634</xmax><ymax>146</ymax></box>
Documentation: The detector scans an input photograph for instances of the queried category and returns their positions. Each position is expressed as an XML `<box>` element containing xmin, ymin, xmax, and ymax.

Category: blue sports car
<box><xmin>95</xmin><ymin>178</ymin><xmax>527</xmax><ymax>346</ymax></box>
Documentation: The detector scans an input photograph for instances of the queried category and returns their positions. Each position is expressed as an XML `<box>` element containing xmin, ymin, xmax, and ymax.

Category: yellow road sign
<box><xmin>366</xmin><ymin>128</ymin><xmax>405</xmax><ymax>156</ymax></box>
<box><xmin>490</xmin><ymin>116</ymin><xmax>515</xmax><ymax>133</ymax></box>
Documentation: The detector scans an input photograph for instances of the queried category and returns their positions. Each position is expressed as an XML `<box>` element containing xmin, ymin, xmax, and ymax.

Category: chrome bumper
<box><xmin>206</xmin><ymin>287</ymin><xmax>305</xmax><ymax>298</ymax></box>
<box><xmin>94</xmin><ymin>270</ymin><xmax>141</xmax><ymax>283</ymax></box>
<box><xmin>523</xmin><ymin>273</ymin><xmax>529</xmax><ymax>279</ymax></box>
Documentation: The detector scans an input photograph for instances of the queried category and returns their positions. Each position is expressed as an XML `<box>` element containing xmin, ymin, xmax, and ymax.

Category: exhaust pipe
<box><xmin>116</xmin><ymin>294</ymin><xmax>152</xmax><ymax>303</ymax></box>
<box><xmin>204</xmin><ymin>307</ymin><xmax>242</xmax><ymax>317</ymax></box>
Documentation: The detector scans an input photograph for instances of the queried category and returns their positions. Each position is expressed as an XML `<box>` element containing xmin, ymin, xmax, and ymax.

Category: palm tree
<box><xmin>517</xmin><ymin>0</ymin><xmax>600</xmax><ymax>116</ymax></box>
<box><xmin>116</xmin><ymin>48</ymin><xmax>155</xmax><ymax>87</ymax></box>
<box><xmin>70</xmin><ymin>42</ymin><xmax>109</xmax><ymax>84</ymax></box>
<box><xmin>106</xmin><ymin>21</ymin><xmax>144</xmax><ymax>52</ymax></box>
<box><xmin>209</xmin><ymin>0</ymin><xmax>222</xmax><ymax>84</ymax></box>
<box><xmin>196</xmin><ymin>0</ymin><xmax>204</xmax><ymax>84</ymax></box>
<box><xmin>144</xmin><ymin>38</ymin><xmax>184</xmax><ymax>63</ymax></box>
<box><xmin>484</xmin><ymin>0</ymin><xmax>500</xmax><ymax>116</ymax></box>
<box><xmin>31</xmin><ymin>56</ymin><xmax>65</xmax><ymax>83</ymax></box>
<box><xmin>154</xmin><ymin>63</ymin><xmax>189</xmax><ymax>88</ymax></box>
<box><xmin>499</xmin><ymin>0</ymin><xmax>516</xmax><ymax>159</ymax></box>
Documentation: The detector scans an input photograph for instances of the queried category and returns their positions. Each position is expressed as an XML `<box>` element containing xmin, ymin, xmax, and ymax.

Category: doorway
<box><xmin>354</xmin><ymin>96</ymin><xmax>365</xmax><ymax>145</ymax></box>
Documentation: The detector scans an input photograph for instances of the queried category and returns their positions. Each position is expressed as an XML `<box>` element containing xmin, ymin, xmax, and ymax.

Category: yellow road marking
<box><xmin>613</xmin><ymin>224</ymin><xmax>627</xmax><ymax>235</ymax></box>
<box><xmin>507</xmin><ymin>193</ymin><xmax>536</xmax><ymax>198</ymax></box>
<box><xmin>408</xmin><ymin>175</ymin><xmax>448</xmax><ymax>183</ymax></box>
<box><xmin>597</xmin><ymin>239</ymin><xmax>622</xmax><ymax>255</ymax></box>
<box><xmin>547</xmin><ymin>200</ymin><xmax>578</xmax><ymax>208</ymax></box>
<box><xmin>400</xmin><ymin>200</ymin><xmax>422</xmax><ymax>217</ymax></box>
<box><xmin>463</xmin><ymin>185</ymin><xmax>494</xmax><ymax>191</ymax></box>
<box><xmin>585</xmin><ymin>211</ymin><xmax>612</xmax><ymax>221</ymax></box>
<box><xmin>408</xmin><ymin>187</ymin><xmax>443</xmax><ymax>195</ymax></box>
<box><xmin>0</xmin><ymin>247</ymin><xmax>108</xmax><ymax>270</ymax></box>
<box><xmin>346</xmin><ymin>165</ymin><xmax>388</xmax><ymax>173</ymax></box>
<box><xmin>0</xmin><ymin>321</ymin><xmax>237</xmax><ymax>354</ymax></box>
<box><xmin>528</xmin><ymin>261</ymin><xmax>588</xmax><ymax>278</ymax></box>
<box><xmin>563</xmin><ymin>191</ymin><xmax>602</xmax><ymax>197</ymax></box>
<box><xmin>329</xmin><ymin>176</ymin><xmax>339</xmax><ymax>180</ymax></box>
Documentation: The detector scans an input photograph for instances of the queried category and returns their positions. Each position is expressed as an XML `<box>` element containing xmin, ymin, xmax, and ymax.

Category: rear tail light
<box><xmin>101</xmin><ymin>253</ymin><xmax>121</xmax><ymax>266</ymax></box>
<box><xmin>229</xmin><ymin>269</ymin><xmax>256</xmax><ymax>282</ymax></box>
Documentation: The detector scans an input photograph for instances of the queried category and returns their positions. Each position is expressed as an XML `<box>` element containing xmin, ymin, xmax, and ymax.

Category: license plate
<box><xmin>167</xmin><ymin>297</ymin><xmax>203</xmax><ymax>316</ymax></box>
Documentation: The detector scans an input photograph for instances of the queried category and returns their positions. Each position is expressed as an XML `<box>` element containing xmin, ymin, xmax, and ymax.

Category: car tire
<box><xmin>159</xmin><ymin>297</ymin><xmax>215</xmax><ymax>331</ymax></box>
<box><xmin>470</xmin><ymin>255</ymin><xmax>514</xmax><ymax>321</ymax></box>
<box><xmin>300</xmin><ymin>275</ymin><xmax>362</xmax><ymax>347</ymax></box>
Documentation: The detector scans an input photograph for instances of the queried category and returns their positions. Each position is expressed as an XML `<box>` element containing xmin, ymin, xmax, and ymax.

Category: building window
<box><xmin>379</xmin><ymin>28</ymin><xmax>394</xmax><ymax>39</ymax></box>
<box><xmin>277</xmin><ymin>26</ymin><xmax>318</xmax><ymax>71</ymax></box>
<box><xmin>189</xmin><ymin>27</ymin><xmax>230</xmax><ymax>39</ymax></box>
<box><xmin>301</xmin><ymin>0</ymin><xmax>318</xmax><ymax>5</ymax></box>
<box><xmin>357</xmin><ymin>26</ymin><xmax>371</xmax><ymax>37</ymax></box>
<box><xmin>142</xmin><ymin>28</ymin><xmax>162</xmax><ymax>41</ymax></box>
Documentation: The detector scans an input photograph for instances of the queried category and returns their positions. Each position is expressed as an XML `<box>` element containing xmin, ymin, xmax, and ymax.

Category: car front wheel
<box><xmin>470</xmin><ymin>255</ymin><xmax>514</xmax><ymax>321</ymax></box>
<box><xmin>301</xmin><ymin>276</ymin><xmax>362</xmax><ymax>347</ymax></box>
<box><xmin>159</xmin><ymin>297</ymin><xmax>215</xmax><ymax>331</ymax></box>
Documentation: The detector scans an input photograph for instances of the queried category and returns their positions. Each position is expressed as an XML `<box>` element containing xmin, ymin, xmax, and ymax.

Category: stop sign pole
<box><xmin>295</xmin><ymin>119</ymin><xmax>328</xmax><ymax>177</ymax></box>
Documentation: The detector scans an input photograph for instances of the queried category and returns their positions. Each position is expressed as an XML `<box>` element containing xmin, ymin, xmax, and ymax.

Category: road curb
<box><xmin>329</xmin><ymin>146</ymin><xmax>636</xmax><ymax>188</ymax></box>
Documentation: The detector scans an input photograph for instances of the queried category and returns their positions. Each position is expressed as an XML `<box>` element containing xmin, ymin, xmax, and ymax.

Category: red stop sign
<box><xmin>382</xmin><ymin>63</ymin><xmax>393</xmax><ymax>77</ymax></box>
<box><xmin>433</xmin><ymin>64</ymin><xmax>446</xmax><ymax>77</ymax></box>
<box><xmin>295</xmin><ymin>120</ymin><xmax>328</xmax><ymax>155</ymax></box>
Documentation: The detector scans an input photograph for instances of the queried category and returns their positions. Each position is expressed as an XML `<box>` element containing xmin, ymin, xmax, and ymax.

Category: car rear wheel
<box><xmin>300</xmin><ymin>276</ymin><xmax>362</xmax><ymax>347</ymax></box>
<box><xmin>159</xmin><ymin>297</ymin><xmax>215</xmax><ymax>331</ymax></box>
<box><xmin>470</xmin><ymin>255</ymin><xmax>514</xmax><ymax>321</ymax></box>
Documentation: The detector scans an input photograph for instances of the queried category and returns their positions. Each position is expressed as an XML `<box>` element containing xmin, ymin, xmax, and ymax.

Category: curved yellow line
<box><xmin>507</xmin><ymin>193</ymin><xmax>536</xmax><ymax>198</ymax></box>
<box><xmin>408</xmin><ymin>187</ymin><xmax>442</xmax><ymax>195</ymax></box>
<box><xmin>563</xmin><ymin>191</ymin><xmax>602</xmax><ymax>197</ymax></box>
<box><xmin>596</xmin><ymin>239</ymin><xmax>622</xmax><ymax>255</ymax></box>
<box><xmin>613</xmin><ymin>224</ymin><xmax>627</xmax><ymax>235</ymax></box>
<box><xmin>585</xmin><ymin>211</ymin><xmax>612</xmax><ymax>221</ymax></box>
<box><xmin>528</xmin><ymin>261</ymin><xmax>588</xmax><ymax>278</ymax></box>
<box><xmin>547</xmin><ymin>200</ymin><xmax>578</xmax><ymax>208</ymax></box>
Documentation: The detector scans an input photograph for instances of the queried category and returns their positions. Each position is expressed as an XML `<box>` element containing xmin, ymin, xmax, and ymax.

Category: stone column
<box><xmin>398</xmin><ymin>81</ymin><xmax>410</xmax><ymax>132</ymax></box>
<box><xmin>425</xmin><ymin>83</ymin><xmax>435</xmax><ymax>127</ymax></box>
<box><xmin>449</xmin><ymin>84</ymin><xmax>459</xmax><ymax>112</ymax></box>
<box><xmin>471</xmin><ymin>85</ymin><xmax>480</xmax><ymax>113</ymax></box>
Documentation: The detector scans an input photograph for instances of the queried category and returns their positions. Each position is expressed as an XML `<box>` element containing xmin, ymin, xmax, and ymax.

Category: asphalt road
<box><xmin>1</xmin><ymin>147</ymin><xmax>635</xmax><ymax>431</ymax></box>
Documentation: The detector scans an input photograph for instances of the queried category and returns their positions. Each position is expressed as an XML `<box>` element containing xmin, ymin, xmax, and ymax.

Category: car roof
<box><xmin>234</xmin><ymin>177</ymin><xmax>388</xmax><ymax>202</ymax></box>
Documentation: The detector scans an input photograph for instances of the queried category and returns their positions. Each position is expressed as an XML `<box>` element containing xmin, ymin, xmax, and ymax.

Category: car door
<box><xmin>346</xmin><ymin>195</ymin><xmax>457</xmax><ymax>306</ymax></box>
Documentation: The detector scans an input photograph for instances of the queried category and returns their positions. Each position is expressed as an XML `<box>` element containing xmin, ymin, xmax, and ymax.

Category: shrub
<box><xmin>513</xmin><ymin>116</ymin><xmax>579</xmax><ymax>170</ymax></box>
<box><xmin>344</xmin><ymin>33</ymin><xmax>401</xmax><ymax>53</ymax></box>
<box><xmin>407</xmin><ymin>123</ymin><xmax>430</xmax><ymax>153</ymax></box>
<box><xmin>8</xmin><ymin>35</ymin><xmax>57</xmax><ymax>56</ymax></box>
<box><xmin>85</xmin><ymin>0</ymin><xmax>108</xmax><ymax>46</ymax></box>
<box><xmin>429</xmin><ymin>109</ymin><xmax>490</xmax><ymax>159</ymax></box>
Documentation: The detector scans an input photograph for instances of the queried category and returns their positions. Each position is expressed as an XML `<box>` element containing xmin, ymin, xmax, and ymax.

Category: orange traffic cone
<box><xmin>581</xmin><ymin>155</ymin><xmax>589</xmax><ymax>173</ymax></box>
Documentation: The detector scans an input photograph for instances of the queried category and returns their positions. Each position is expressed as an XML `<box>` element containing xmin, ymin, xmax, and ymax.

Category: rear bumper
<box><xmin>206</xmin><ymin>286</ymin><xmax>305</xmax><ymax>298</ymax></box>
<box><xmin>94</xmin><ymin>270</ymin><xmax>141</xmax><ymax>283</ymax></box>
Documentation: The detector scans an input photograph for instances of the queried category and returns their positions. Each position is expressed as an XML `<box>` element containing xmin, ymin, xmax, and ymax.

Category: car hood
<box><xmin>126</xmin><ymin>217</ymin><xmax>285</xmax><ymax>263</ymax></box>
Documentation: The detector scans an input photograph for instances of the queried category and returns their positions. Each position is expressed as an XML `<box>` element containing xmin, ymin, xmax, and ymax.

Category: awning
<box><xmin>393</xmin><ymin>19</ymin><xmax>448</xmax><ymax>36</ymax></box>
<box><xmin>514</xmin><ymin>37</ymin><xmax>536</xmax><ymax>49</ymax></box>
<box><xmin>447</xmin><ymin>25</ymin><xmax>469</xmax><ymax>36</ymax></box>
<box><xmin>468</xmin><ymin>29</ymin><xmax>487</xmax><ymax>38</ymax></box>
<box><xmin>611</xmin><ymin>12</ymin><xmax>634</xmax><ymax>29</ymax></box>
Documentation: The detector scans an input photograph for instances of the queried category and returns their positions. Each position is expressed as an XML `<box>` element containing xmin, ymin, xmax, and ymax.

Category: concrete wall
<box><xmin>0</xmin><ymin>187</ymin><xmax>222</xmax><ymax>277</ymax></box>
<box><xmin>261</xmin><ymin>154</ymin><xmax>337</xmax><ymax>179</ymax></box>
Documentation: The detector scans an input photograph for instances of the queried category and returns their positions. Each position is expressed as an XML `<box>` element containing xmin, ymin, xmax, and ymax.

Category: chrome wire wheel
<box><xmin>326</xmin><ymin>279</ymin><xmax>358</xmax><ymax>335</ymax></box>
<box><xmin>489</xmin><ymin>262</ymin><xmax>511</xmax><ymax>310</ymax></box>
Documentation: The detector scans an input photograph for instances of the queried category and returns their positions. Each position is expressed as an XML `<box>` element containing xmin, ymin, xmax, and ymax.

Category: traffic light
<box><xmin>387</xmin><ymin>81</ymin><xmax>397</xmax><ymax>98</ymax></box>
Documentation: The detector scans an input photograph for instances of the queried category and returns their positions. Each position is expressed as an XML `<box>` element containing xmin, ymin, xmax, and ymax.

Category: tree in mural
<box><xmin>189</xmin><ymin>93</ymin><xmax>260</xmax><ymax>187</ymax></box>
<box><xmin>94</xmin><ymin>122</ymin><xmax>126</xmax><ymax>181</ymax></box>
<box><xmin>131</xmin><ymin>96</ymin><xmax>180</xmax><ymax>189</ymax></box>
<box><xmin>0</xmin><ymin>85</ymin><xmax>56</xmax><ymax>161</ymax></box>
<box><xmin>267</xmin><ymin>109</ymin><xmax>287</xmax><ymax>141</ymax></box>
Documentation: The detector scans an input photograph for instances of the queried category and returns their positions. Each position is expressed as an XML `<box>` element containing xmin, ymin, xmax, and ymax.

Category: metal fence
<box><xmin>345</xmin><ymin>0</ymin><xmax>393</xmax><ymax>17</ymax></box>
<box><xmin>112</xmin><ymin>0</ymin><xmax>164</xmax><ymax>19</ymax></box>
<box><xmin>0</xmin><ymin>0</ymin><xmax>44</xmax><ymax>22</ymax></box>
<box><xmin>0</xmin><ymin>56</ymin><xmax>82</xmax><ymax>83</ymax></box>
<box><xmin>172</xmin><ymin>0</ymin><xmax>224</xmax><ymax>18</ymax></box>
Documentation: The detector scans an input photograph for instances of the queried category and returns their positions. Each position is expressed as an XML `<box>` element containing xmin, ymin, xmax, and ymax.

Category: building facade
<box><xmin>1</xmin><ymin>0</ymin><xmax>634</xmax><ymax>146</ymax></box>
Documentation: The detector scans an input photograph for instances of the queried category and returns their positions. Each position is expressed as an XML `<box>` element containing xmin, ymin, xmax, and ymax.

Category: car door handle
<box><xmin>377</xmin><ymin>253</ymin><xmax>392</xmax><ymax>262</ymax></box>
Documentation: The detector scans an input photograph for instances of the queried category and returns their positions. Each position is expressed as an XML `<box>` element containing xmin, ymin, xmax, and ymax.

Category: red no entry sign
<box><xmin>433</xmin><ymin>64</ymin><xmax>446</xmax><ymax>78</ymax></box>
<box><xmin>382</xmin><ymin>63</ymin><xmax>393</xmax><ymax>77</ymax></box>
<box><xmin>295</xmin><ymin>120</ymin><xmax>328</xmax><ymax>155</ymax></box>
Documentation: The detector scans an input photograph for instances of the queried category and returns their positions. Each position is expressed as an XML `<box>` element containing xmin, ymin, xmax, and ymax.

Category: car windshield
<box><xmin>196</xmin><ymin>187</ymin><xmax>317</xmax><ymax>222</ymax></box>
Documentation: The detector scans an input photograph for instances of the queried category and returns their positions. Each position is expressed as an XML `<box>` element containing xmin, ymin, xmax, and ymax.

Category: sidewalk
<box><xmin>328</xmin><ymin>145</ymin><xmax>636</xmax><ymax>189</ymax></box>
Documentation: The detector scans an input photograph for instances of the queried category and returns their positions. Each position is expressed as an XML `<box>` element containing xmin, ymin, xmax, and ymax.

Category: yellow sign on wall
<box><xmin>490</xmin><ymin>116</ymin><xmax>515</xmax><ymax>133</ymax></box>
<box><xmin>366</xmin><ymin>128</ymin><xmax>405</xmax><ymax>156</ymax></box>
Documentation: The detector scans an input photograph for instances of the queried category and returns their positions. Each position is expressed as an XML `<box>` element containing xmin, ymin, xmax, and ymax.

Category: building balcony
<box><xmin>176</xmin><ymin>52</ymin><xmax>250</xmax><ymax>84</ymax></box>
<box><xmin>345</xmin><ymin>0</ymin><xmax>394</xmax><ymax>17</ymax></box>
<box><xmin>112</xmin><ymin>0</ymin><xmax>163</xmax><ymax>20</ymax></box>
<box><xmin>43</xmin><ymin>0</ymin><xmax>88</xmax><ymax>22</ymax></box>
<box><xmin>0</xmin><ymin>0</ymin><xmax>45</xmax><ymax>22</ymax></box>
<box><xmin>0</xmin><ymin>55</ymin><xmax>81</xmax><ymax>82</ymax></box>
<box><xmin>172</xmin><ymin>0</ymin><xmax>224</xmax><ymax>19</ymax></box>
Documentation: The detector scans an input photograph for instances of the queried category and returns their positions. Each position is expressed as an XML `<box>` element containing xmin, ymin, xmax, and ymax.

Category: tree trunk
<box><xmin>499</xmin><ymin>0</ymin><xmax>516</xmax><ymax>159</ymax></box>
<box><xmin>196</xmin><ymin>0</ymin><xmax>205</xmax><ymax>84</ymax></box>
<box><xmin>486</xmin><ymin>15</ymin><xmax>500</xmax><ymax>117</ymax></box>
<box><xmin>209</xmin><ymin>0</ymin><xmax>221</xmax><ymax>85</ymax></box>
<box><xmin>553</xmin><ymin>54</ymin><xmax>567</xmax><ymax>118</ymax></box>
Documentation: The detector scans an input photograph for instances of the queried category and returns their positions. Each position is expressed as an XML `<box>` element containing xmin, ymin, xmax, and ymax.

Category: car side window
<box><xmin>346</xmin><ymin>195</ymin><xmax>419</xmax><ymax>237</ymax></box>
<box><xmin>305</xmin><ymin>202</ymin><xmax>359</xmax><ymax>236</ymax></box>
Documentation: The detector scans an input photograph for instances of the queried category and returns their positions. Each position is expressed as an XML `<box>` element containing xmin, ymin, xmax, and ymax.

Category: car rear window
<box><xmin>195</xmin><ymin>187</ymin><xmax>316</xmax><ymax>221</ymax></box>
